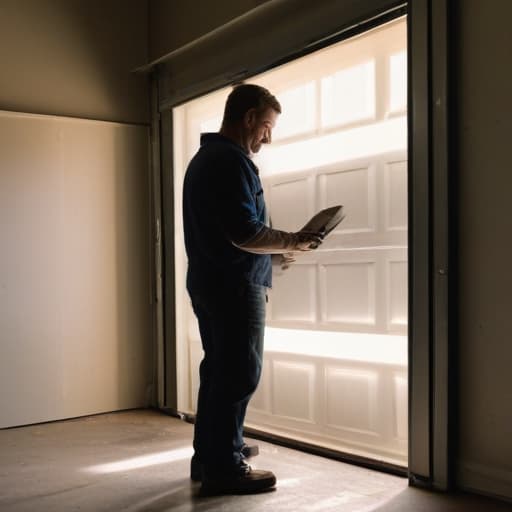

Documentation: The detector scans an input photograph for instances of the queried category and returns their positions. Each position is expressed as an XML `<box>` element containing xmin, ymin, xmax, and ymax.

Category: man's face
<box><xmin>243</xmin><ymin>107</ymin><xmax>279</xmax><ymax>154</ymax></box>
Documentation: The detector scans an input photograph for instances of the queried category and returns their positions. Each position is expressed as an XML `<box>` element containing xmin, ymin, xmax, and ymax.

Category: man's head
<box><xmin>220</xmin><ymin>84</ymin><xmax>281</xmax><ymax>155</ymax></box>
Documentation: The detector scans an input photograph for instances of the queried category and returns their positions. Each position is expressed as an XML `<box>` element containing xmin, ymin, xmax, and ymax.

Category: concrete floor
<box><xmin>0</xmin><ymin>409</ymin><xmax>510</xmax><ymax>512</ymax></box>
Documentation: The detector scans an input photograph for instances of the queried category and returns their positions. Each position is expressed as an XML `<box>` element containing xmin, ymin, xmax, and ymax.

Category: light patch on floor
<box><xmin>1</xmin><ymin>410</ymin><xmax>509</xmax><ymax>512</ymax></box>
<box><xmin>85</xmin><ymin>446</ymin><xmax>194</xmax><ymax>474</ymax></box>
<box><xmin>0</xmin><ymin>409</ymin><xmax>407</xmax><ymax>512</ymax></box>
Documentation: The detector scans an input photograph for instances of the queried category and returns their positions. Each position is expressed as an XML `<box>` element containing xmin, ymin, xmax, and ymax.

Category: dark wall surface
<box><xmin>0</xmin><ymin>0</ymin><xmax>149</xmax><ymax>123</ymax></box>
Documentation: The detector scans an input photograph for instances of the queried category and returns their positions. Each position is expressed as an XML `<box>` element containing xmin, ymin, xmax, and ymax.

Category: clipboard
<box><xmin>300</xmin><ymin>205</ymin><xmax>345</xmax><ymax>238</ymax></box>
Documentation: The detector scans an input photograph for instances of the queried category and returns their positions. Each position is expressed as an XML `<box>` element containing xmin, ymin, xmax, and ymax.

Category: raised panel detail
<box><xmin>325</xmin><ymin>367</ymin><xmax>378</xmax><ymax>434</ymax></box>
<box><xmin>272</xmin><ymin>82</ymin><xmax>316</xmax><ymax>140</ymax></box>
<box><xmin>321</xmin><ymin>61</ymin><xmax>376</xmax><ymax>128</ymax></box>
<box><xmin>271</xmin><ymin>264</ymin><xmax>316</xmax><ymax>323</ymax></box>
<box><xmin>389</xmin><ymin>260</ymin><xmax>407</xmax><ymax>329</ymax></box>
<box><xmin>386</xmin><ymin>160</ymin><xmax>407</xmax><ymax>230</ymax></box>
<box><xmin>321</xmin><ymin>262</ymin><xmax>376</xmax><ymax>325</ymax></box>
<box><xmin>394</xmin><ymin>373</ymin><xmax>408</xmax><ymax>440</ymax></box>
<box><xmin>272</xmin><ymin>361</ymin><xmax>316</xmax><ymax>422</ymax></box>
<box><xmin>249</xmin><ymin>365</ymin><xmax>271</xmax><ymax>413</ymax></box>
<box><xmin>269</xmin><ymin>178</ymin><xmax>311</xmax><ymax>232</ymax></box>
<box><xmin>389</xmin><ymin>52</ymin><xmax>407</xmax><ymax>113</ymax></box>
<box><xmin>319</xmin><ymin>166</ymin><xmax>375</xmax><ymax>233</ymax></box>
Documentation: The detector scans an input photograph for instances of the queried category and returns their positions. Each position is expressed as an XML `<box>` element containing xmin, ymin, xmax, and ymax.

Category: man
<box><xmin>182</xmin><ymin>84</ymin><xmax>322</xmax><ymax>496</ymax></box>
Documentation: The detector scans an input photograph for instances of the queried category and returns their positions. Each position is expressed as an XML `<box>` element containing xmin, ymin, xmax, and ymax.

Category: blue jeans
<box><xmin>188</xmin><ymin>280</ymin><xmax>266</xmax><ymax>475</ymax></box>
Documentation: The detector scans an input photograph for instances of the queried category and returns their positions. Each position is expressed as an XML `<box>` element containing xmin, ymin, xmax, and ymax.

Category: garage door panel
<box><xmin>270</xmin><ymin>263</ymin><xmax>317</xmax><ymax>324</ymax></box>
<box><xmin>388</xmin><ymin>258</ymin><xmax>408</xmax><ymax>332</ymax></box>
<box><xmin>325</xmin><ymin>366</ymin><xmax>379</xmax><ymax>435</ymax></box>
<box><xmin>318</xmin><ymin>164</ymin><xmax>376</xmax><ymax>234</ymax></box>
<box><xmin>320</xmin><ymin>262</ymin><xmax>377</xmax><ymax>327</ymax></box>
<box><xmin>272</xmin><ymin>361</ymin><xmax>317</xmax><ymax>423</ymax></box>
<box><xmin>268</xmin><ymin>176</ymin><xmax>315</xmax><ymax>232</ymax></box>
<box><xmin>384</xmin><ymin>159</ymin><xmax>408</xmax><ymax>231</ymax></box>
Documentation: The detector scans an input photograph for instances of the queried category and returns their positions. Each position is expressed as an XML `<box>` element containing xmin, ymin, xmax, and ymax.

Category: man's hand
<box><xmin>280</xmin><ymin>252</ymin><xmax>296</xmax><ymax>270</ymax></box>
<box><xmin>293</xmin><ymin>231</ymin><xmax>323</xmax><ymax>251</ymax></box>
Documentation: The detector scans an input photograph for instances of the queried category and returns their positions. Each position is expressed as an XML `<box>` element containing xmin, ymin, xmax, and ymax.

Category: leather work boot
<box><xmin>198</xmin><ymin>461</ymin><xmax>276</xmax><ymax>496</ymax></box>
<box><xmin>190</xmin><ymin>443</ymin><xmax>259</xmax><ymax>482</ymax></box>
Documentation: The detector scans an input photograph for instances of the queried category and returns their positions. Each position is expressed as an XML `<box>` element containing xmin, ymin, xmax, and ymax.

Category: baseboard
<box><xmin>458</xmin><ymin>460</ymin><xmax>512</xmax><ymax>503</ymax></box>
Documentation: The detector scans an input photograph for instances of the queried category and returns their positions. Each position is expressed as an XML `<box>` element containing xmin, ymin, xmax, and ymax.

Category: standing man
<box><xmin>183</xmin><ymin>84</ymin><xmax>321</xmax><ymax>496</ymax></box>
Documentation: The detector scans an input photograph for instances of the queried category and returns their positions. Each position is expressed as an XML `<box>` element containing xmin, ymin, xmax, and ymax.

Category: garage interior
<box><xmin>1</xmin><ymin>1</ymin><xmax>511</xmax><ymax>510</ymax></box>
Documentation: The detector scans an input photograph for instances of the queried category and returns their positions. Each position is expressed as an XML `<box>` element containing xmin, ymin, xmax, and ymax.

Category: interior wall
<box><xmin>454</xmin><ymin>0</ymin><xmax>512</xmax><ymax>500</ymax></box>
<box><xmin>0</xmin><ymin>0</ymin><xmax>152</xmax><ymax>428</ymax></box>
<box><xmin>0</xmin><ymin>113</ymin><xmax>152</xmax><ymax>428</ymax></box>
<box><xmin>0</xmin><ymin>0</ymin><xmax>149</xmax><ymax>123</ymax></box>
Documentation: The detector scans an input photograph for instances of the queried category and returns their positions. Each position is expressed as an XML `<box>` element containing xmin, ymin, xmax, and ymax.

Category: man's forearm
<box><xmin>233</xmin><ymin>225</ymin><xmax>321</xmax><ymax>254</ymax></box>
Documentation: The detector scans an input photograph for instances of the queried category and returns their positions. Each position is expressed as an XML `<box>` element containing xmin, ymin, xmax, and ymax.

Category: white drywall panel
<box><xmin>0</xmin><ymin>111</ymin><xmax>151</xmax><ymax>428</ymax></box>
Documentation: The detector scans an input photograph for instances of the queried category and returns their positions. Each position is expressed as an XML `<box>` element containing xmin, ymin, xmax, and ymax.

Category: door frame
<box><xmin>149</xmin><ymin>0</ymin><xmax>454</xmax><ymax>491</ymax></box>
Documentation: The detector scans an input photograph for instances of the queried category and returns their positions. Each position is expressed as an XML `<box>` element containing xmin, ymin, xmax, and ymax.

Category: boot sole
<box><xmin>198</xmin><ymin>474</ymin><xmax>276</xmax><ymax>496</ymax></box>
<box><xmin>191</xmin><ymin>443</ymin><xmax>259</xmax><ymax>482</ymax></box>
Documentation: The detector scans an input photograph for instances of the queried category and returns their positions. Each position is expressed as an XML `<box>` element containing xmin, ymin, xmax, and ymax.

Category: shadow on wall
<box><xmin>113</xmin><ymin>124</ymin><xmax>153</xmax><ymax>408</ymax></box>
<box><xmin>0</xmin><ymin>0</ymin><xmax>149</xmax><ymax>123</ymax></box>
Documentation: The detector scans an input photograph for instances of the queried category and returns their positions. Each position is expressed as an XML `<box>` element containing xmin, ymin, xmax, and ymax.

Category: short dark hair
<box><xmin>222</xmin><ymin>84</ymin><xmax>281</xmax><ymax>124</ymax></box>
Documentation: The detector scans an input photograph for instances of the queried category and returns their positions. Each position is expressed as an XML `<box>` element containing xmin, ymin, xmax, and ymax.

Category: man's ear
<box><xmin>243</xmin><ymin>108</ymin><xmax>257</xmax><ymax>128</ymax></box>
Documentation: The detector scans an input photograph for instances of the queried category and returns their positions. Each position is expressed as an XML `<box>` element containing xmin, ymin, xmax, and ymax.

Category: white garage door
<box><xmin>174</xmin><ymin>18</ymin><xmax>408</xmax><ymax>467</ymax></box>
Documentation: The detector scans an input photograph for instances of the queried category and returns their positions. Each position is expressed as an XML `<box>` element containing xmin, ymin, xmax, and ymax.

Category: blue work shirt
<box><xmin>183</xmin><ymin>133</ymin><xmax>272</xmax><ymax>291</ymax></box>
